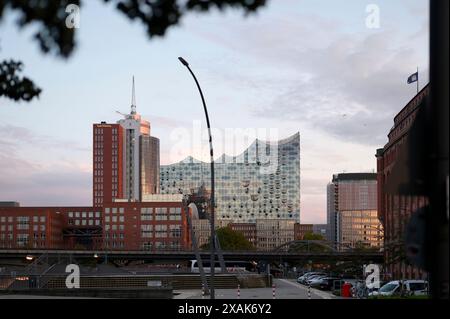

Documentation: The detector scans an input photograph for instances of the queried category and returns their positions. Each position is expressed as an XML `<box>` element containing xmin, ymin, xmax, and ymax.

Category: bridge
<box><xmin>0</xmin><ymin>249</ymin><xmax>383</xmax><ymax>263</ymax></box>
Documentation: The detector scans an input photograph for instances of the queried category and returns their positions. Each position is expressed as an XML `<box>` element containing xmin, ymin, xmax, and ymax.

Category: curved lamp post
<box><xmin>178</xmin><ymin>57</ymin><xmax>216</xmax><ymax>299</ymax></box>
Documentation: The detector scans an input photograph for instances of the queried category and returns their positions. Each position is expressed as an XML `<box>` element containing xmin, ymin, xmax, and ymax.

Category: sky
<box><xmin>0</xmin><ymin>0</ymin><xmax>429</xmax><ymax>223</ymax></box>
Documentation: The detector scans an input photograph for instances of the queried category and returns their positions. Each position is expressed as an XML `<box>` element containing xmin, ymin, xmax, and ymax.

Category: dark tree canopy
<box><xmin>201</xmin><ymin>227</ymin><xmax>255</xmax><ymax>251</ymax></box>
<box><xmin>0</xmin><ymin>0</ymin><xmax>266</xmax><ymax>102</ymax></box>
<box><xmin>303</xmin><ymin>232</ymin><xmax>325</xmax><ymax>241</ymax></box>
<box><xmin>0</xmin><ymin>60</ymin><xmax>42</xmax><ymax>102</ymax></box>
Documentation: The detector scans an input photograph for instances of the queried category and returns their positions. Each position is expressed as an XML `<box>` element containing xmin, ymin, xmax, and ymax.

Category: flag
<box><xmin>408</xmin><ymin>72</ymin><xmax>418</xmax><ymax>84</ymax></box>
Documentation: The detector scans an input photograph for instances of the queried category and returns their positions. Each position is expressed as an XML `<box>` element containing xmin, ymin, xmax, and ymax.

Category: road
<box><xmin>0</xmin><ymin>279</ymin><xmax>338</xmax><ymax>299</ymax></box>
<box><xmin>175</xmin><ymin>279</ymin><xmax>338</xmax><ymax>299</ymax></box>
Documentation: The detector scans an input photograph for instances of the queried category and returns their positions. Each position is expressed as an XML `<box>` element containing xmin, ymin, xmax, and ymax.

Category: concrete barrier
<box><xmin>0</xmin><ymin>287</ymin><xmax>173</xmax><ymax>299</ymax></box>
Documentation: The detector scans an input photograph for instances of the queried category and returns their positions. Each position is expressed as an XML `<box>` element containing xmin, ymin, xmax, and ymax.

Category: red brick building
<box><xmin>0</xmin><ymin>201</ymin><xmax>190</xmax><ymax>251</ymax></box>
<box><xmin>376</xmin><ymin>84</ymin><xmax>430</xmax><ymax>280</ymax></box>
<box><xmin>93</xmin><ymin>123</ymin><xmax>124</xmax><ymax>207</ymax></box>
<box><xmin>102</xmin><ymin>200</ymin><xmax>189</xmax><ymax>251</ymax></box>
<box><xmin>0</xmin><ymin>207</ymin><xmax>64</xmax><ymax>249</ymax></box>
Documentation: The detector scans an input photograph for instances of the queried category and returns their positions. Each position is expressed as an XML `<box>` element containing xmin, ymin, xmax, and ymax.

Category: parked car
<box><xmin>311</xmin><ymin>277</ymin><xmax>341</xmax><ymax>290</ymax></box>
<box><xmin>306</xmin><ymin>274</ymin><xmax>328</xmax><ymax>286</ymax></box>
<box><xmin>366</xmin><ymin>281</ymin><xmax>387</xmax><ymax>296</ymax></box>
<box><xmin>298</xmin><ymin>272</ymin><xmax>327</xmax><ymax>285</ymax></box>
<box><xmin>371</xmin><ymin>280</ymin><xmax>428</xmax><ymax>297</ymax></box>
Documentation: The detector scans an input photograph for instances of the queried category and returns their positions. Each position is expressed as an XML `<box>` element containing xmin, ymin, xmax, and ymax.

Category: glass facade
<box><xmin>161</xmin><ymin>133</ymin><xmax>300</xmax><ymax>223</ymax></box>
<box><xmin>140</xmin><ymin>135</ymin><xmax>160</xmax><ymax>196</ymax></box>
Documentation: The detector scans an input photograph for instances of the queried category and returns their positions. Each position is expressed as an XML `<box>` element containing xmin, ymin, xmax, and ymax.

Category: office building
<box><xmin>327</xmin><ymin>173</ymin><xmax>383</xmax><ymax>251</ymax></box>
<box><xmin>93</xmin><ymin>78</ymin><xmax>160</xmax><ymax>206</ymax></box>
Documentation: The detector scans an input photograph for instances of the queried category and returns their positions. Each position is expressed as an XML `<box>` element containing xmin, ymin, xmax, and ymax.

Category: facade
<box><xmin>256</xmin><ymin>219</ymin><xmax>295</xmax><ymax>251</ymax></box>
<box><xmin>140</xmin><ymin>136</ymin><xmax>160</xmax><ymax>197</ymax></box>
<box><xmin>338</xmin><ymin>210</ymin><xmax>383</xmax><ymax>250</ymax></box>
<box><xmin>0</xmin><ymin>207</ymin><xmax>101</xmax><ymax>250</ymax></box>
<box><xmin>294</xmin><ymin>223</ymin><xmax>313</xmax><ymax>240</ymax></box>
<box><xmin>191</xmin><ymin>219</ymin><xmax>211</xmax><ymax>248</ymax></box>
<box><xmin>376</xmin><ymin>85</ymin><xmax>430</xmax><ymax>280</ymax></box>
<box><xmin>0</xmin><ymin>198</ymin><xmax>189</xmax><ymax>251</ymax></box>
<box><xmin>228</xmin><ymin>223</ymin><xmax>257</xmax><ymax>247</ymax></box>
<box><xmin>294</xmin><ymin>224</ymin><xmax>328</xmax><ymax>240</ymax></box>
<box><xmin>102</xmin><ymin>197</ymin><xmax>189</xmax><ymax>251</ymax></box>
<box><xmin>327</xmin><ymin>173</ymin><xmax>383</xmax><ymax>250</ymax></box>
<box><xmin>93</xmin><ymin>123</ymin><xmax>124</xmax><ymax>207</ymax></box>
<box><xmin>312</xmin><ymin>224</ymin><xmax>328</xmax><ymax>239</ymax></box>
<box><xmin>161</xmin><ymin>133</ymin><xmax>301</xmax><ymax>224</ymax></box>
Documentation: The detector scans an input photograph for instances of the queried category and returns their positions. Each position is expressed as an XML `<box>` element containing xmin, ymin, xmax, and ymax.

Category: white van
<box><xmin>372</xmin><ymin>280</ymin><xmax>428</xmax><ymax>297</ymax></box>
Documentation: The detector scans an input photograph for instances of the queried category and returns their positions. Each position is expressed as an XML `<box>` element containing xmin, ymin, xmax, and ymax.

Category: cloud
<box><xmin>0</xmin><ymin>153</ymin><xmax>91</xmax><ymax>206</ymax></box>
<box><xmin>0</xmin><ymin>124</ymin><xmax>90</xmax><ymax>152</ymax></box>
<box><xmin>0</xmin><ymin>124</ymin><xmax>91</xmax><ymax>206</ymax></box>
<box><xmin>250</xmin><ymin>30</ymin><xmax>428</xmax><ymax>145</ymax></box>
<box><xmin>193</xmin><ymin>10</ymin><xmax>429</xmax><ymax>146</ymax></box>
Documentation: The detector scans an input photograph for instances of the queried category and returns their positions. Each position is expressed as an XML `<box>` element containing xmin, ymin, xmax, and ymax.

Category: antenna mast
<box><xmin>131</xmin><ymin>76</ymin><xmax>137</xmax><ymax>114</ymax></box>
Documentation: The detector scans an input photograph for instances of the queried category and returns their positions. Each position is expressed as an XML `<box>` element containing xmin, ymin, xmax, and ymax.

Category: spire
<box><xmin>131</xmin><ymin>76</ymin><xmax>137</xmax><ymax>114</ymax></box>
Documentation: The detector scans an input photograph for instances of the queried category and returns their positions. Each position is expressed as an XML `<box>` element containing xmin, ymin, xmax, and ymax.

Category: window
<box><xmin>141</xmin><ymin>208</ymin><xmax>153</xmax><ymax>221</ymax></box>
<box><xmin>141</xmin><ymin>225</ymin><xmax>153</xmax><ymax>238</ymax></box>
<box><xmin>156</xmin><ymin>208</ymin><xmax>168</xmax><ymax>221</ymax></box>
<box><xmin>40</xmin><ymin>216</ymin><xmax>46</xmax><ymax>223</ymax></box>
<box><xmin>17</xmin><ymin>234</ymin><xmax>29</xmax><ymax>247</ymax></box>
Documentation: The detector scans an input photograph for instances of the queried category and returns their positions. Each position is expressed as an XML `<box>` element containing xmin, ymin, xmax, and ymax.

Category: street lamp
<box><xmin>178</xmin><ymin>57</ymin><xmax>216</xmax><ymax>299</ymax></box>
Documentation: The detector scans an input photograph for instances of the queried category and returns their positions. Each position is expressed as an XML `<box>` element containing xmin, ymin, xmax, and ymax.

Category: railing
<box><xmin>0</xmin><ymin>274</ymin><xmax>172</xmax><ymax>291</ymax></box>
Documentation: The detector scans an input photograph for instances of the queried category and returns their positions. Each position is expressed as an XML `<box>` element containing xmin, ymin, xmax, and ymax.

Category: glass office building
<box><xmin>160</xmin><ymin>133</ymin><xmax>300</xmax><ymax>223</ymax></box>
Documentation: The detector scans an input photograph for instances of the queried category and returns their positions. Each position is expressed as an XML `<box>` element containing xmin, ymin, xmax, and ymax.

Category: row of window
<box><xmin>0</xmin><ymin>216</ymin><xmax>46</xmax><ymax>223</ymax></box>
<box><xmin>104</xmin><ymin>224</ymin><xmax>125</xmax><ymax>231</ymax></box>
<box><xmin>68</xmin><ymin>212</ymin><xmax>101</xmax><ymax>218</ymax></box>
<box><xmin>68</xmin><ymin>219</ymin><xmax>101</xmax><ymax>226</ymax></box>
<box><xmin>105</xmin><ymin>216</ymin><xmax>125</xmax><ymax>223</ymax></box>
<box><xmin>104</xmin><ymin>207</ymin><xmax>125</xmax><ymax>214</ymax></box>
<box><xmin>0</xmin><ymin>224</ymin><xmax>46</xmax><ymax>231</ymax></box>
